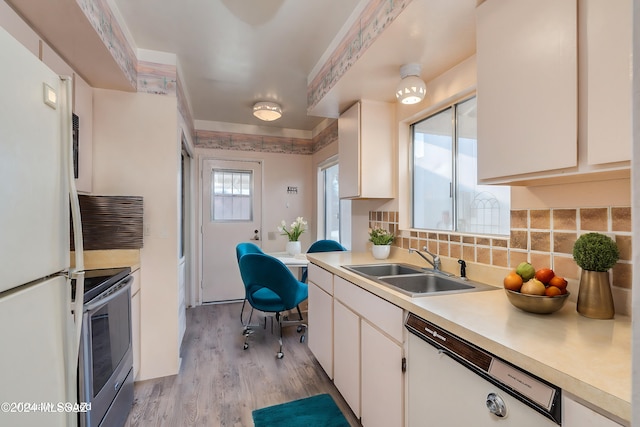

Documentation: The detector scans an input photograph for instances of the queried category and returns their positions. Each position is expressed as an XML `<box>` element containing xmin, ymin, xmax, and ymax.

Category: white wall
<box><xmin>92</xmin><ymin>89</ymin><xmax>181</xmax><ymax>381</ymax></box>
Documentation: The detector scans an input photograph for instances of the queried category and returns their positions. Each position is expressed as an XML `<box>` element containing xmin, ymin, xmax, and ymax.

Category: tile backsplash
<box><xmin>369</xmin><ymin>207</ymin><xmax>632</xmax><ymax>313</ymax></box>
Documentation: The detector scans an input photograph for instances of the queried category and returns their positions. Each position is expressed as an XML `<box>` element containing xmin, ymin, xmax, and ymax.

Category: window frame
<box><xmin>210</xmin><ymin>168</ymin><xmax>254</xmax><ymax>223</ymax></box>
<box><xmin>410</xmin><ymin>95</ymin><xmax>510</xmax><ymax>236</ymax></box>
<box><xmin>317</xmin><ymin>156</ymin><xmax>351</xmax><ymax>249</ymax></box>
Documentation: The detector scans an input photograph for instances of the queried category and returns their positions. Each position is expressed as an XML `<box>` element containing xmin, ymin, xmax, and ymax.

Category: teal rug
<box><xmin>252</xmin><ymin>393</ymin><xmax>350</xmax><ymax>427</ymax></box>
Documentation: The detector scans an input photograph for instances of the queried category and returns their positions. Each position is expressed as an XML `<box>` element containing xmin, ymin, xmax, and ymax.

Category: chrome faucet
<box><xmin>409</xmin><ymin>246</ymin><xmax>441</xmax><ymax>271</ymax></box>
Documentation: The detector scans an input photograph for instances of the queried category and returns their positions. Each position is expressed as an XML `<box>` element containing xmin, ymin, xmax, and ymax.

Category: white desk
<box><xmin>268</xmin><ymin>252</ymin><xmax>308</xmax><ymax>283</ymax></box>
<box><xmin>269</xmin><ymin>252</ymin><xmax>309</xmax><ymax>267</ymax></box>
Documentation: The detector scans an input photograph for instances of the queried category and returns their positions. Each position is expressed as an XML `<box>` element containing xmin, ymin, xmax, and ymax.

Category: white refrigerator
<box><xmin>0</xmin><ymin>26</ymin><xmax>85</xmax><ymax>427</ymax></box>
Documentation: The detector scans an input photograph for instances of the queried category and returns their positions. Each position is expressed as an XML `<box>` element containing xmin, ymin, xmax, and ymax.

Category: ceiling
<box><xmin>111</xmin><ymin>0</ymin><xmax>477</xmax><ymax>132</ymax></box>
<box><xmin>7</xmin><ymin>0</ymin><xmax>477</xmax><ymax>132</ymax></box>
<box><xmin>112</xmin><ymin>0</ymin><xmax>360</xmax><ymax>131</ymax></box>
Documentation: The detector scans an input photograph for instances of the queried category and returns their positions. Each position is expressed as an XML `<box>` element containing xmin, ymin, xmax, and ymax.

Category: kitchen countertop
<box><xmin>306</xmin><ymin>250</ymin><xmax>631</xmax><ymax>424</ymax></box>
<box><xmin>72</xmin><ymin>249</ymin><xmax>140</xmax><ymax>272</ymax></box>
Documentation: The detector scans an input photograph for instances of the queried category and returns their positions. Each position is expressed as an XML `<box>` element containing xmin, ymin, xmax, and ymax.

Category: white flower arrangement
<box><xmin>278</xmin><ymin>217</ymin><xmax>307</xmax><ymax>241</ymax></box>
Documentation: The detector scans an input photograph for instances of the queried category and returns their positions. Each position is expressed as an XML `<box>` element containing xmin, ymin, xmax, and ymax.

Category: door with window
<box><xmin>202</xmin><ymin>159</ymin><xmax>262</xmax><ymax>302</ymax></box>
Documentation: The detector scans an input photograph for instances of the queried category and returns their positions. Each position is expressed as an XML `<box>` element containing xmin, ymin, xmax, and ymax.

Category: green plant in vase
<box><xmin>369</xmin><ymin>227</ymin><xmax>394</xmax><ymax>259</ymax></box>
<box><xmin>572</xmin><ymin>232</ymin><xmax>619</xmax><ymax>319</ymax></box>
<box><xmin>369</xmin><ymin>227</ymin><xmax>394</xmax><ymax>245</ymax></box>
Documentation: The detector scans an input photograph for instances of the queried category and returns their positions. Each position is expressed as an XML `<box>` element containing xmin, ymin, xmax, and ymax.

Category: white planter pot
<box><xmin>372</xmin><ymin>245</ymin><xmax>391</xmax><ymax>260</ymax></box>
<box><xmin>286</xmin><ymin>241</ymin><xmax>302</xmax><ymax>256</ymax></box>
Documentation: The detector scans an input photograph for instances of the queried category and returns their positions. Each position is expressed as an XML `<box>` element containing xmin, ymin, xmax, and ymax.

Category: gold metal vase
<box><xmin>576</xmin><ymin>270</ymin><xmax>615</xmax><ymax>319</ymax></box>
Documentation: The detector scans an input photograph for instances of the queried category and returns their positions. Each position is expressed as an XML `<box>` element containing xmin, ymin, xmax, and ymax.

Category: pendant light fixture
<box><xmin>253</xmin><ymin>101</ymin><xmax>282</xmax><ymax>121</ymax></box>
<box><xmin>395</xmin><ymin>63</ymin><xmax>426</xmax><ymax>105</ymax></box>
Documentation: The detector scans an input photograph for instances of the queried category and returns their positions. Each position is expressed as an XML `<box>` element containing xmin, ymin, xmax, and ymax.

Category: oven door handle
<box><xmin>84</xmin><ymin>276</ymin><xmax>133</xmax><ymax>312</ymax></box>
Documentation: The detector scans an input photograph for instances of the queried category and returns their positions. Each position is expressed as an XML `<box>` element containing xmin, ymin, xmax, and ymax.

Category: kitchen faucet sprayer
<box><xmin>409</xmin><ymin>247</ymin><xmax>441</xmax><ymax>271</ymax></box>
<box><xmin>458</xmin><ymin>259</ymin><xmax>467</xmax><ymax>280</ymax></box>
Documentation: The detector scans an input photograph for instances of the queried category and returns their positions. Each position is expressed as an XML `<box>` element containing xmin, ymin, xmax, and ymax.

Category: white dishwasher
<box><xmin>406</xmin><ymin>313</ymin><xmax>561</xmax><ymax>426</ymax></box>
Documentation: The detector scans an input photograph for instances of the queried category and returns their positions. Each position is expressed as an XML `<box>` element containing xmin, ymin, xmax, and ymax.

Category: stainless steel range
<box><xmin>75</xmin><ymin>268</ymin><xmax>134</xmax><ymax>427</ymax></box>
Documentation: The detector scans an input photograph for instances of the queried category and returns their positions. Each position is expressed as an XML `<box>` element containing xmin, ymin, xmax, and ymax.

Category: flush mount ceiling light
<box><xmin>253</xmin><ymin>101</ymin><xmax>282</xmax><ymax>121</ymax></box>
<box><xmin>395</xmin><ymin>63</ymin><xmax>426</xmax><ymax>105</ymax></box>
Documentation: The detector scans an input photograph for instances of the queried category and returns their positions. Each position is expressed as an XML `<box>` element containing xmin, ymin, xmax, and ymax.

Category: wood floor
<box><xmin>125</xmin><ymin>302</ymin><xmax>360</xmax><ymax>426</ymax></box>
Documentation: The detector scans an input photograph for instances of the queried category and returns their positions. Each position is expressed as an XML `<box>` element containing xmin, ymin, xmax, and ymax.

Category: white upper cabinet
<box><xmin>477</xmin><ymin>0</ymin><xmax>631</xmax><ymax>185</ymax></box>
<box><xmin>339</xmin><ymin>100</ymin><xmax>394</xmax><ymax>199</ymax></box>
<box><xmin>476</xmin><ymin>0</ymin><xmax>578</xmax><ymax>182</ymax></box>
<box><xmin>583</xmin><ymin>0</ymin><xmax>632</xmax><ymax>166</ymax></box>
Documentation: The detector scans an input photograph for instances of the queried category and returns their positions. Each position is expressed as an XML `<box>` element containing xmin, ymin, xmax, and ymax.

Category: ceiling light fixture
<box><xmin>253</xmin><ymin>101</ymin><xmax>282</xmax><ymax>121</ymax></box>
<box><xmin>395</xmin><ymin>63</ymin><xmax>426</xmax><ymax>105</ymax></box>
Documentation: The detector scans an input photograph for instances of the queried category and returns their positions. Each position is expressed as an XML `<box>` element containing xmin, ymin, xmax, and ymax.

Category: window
<box><xmin>322</xmin><ymin>163</ymin><xmax>340</xmax><ymax>240</ymax></box>
<box><xmin>412</xmin><ymin>96</ymin><xmax>510</xmax><ymax>235</ymax></box>
<box><xmin>211</xmin><ymin>169</ymin><xmax>253</xmax><ymax>221</ymax></box>
<box><xmin>317</xmin><ymin>159</ymin><xmax>351</xmax><ymax>249</ymax></box>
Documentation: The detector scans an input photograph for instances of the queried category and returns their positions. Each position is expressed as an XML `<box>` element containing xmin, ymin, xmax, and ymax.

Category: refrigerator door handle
<box><xmin>62</xmin><ymin>75</ymin><xmax>85</xmax><ymax>410</ymax></box>
<box><xmin>62</xmin><ymin>75</ymin><xmax>84</xmax><ymax>312</ymax></box>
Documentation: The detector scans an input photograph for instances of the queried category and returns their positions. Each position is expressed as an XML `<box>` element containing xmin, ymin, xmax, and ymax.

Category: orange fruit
<box><xmin>503</xmin><ymin>272</ymin><xmax>523</xmax><ymax>291</ymax></box>
<box><xmin>549</xmin><ymin>275</ymin><xmax>568</xmax><ymax>290</ymax></box>
<box><xmin>545</xmin><ymin>286</ymin><xmax>562</xmax><ymax>297</ymax></box>
<box><xmin>535</xmin><ymin>268</ymin><xmax>555</xmax><ymax>284</ymax></box>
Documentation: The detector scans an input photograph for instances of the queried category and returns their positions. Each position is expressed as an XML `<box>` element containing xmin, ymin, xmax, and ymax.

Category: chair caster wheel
<box><xmin>276</xmin><ymin>352</ymin><xmax>284</xmax><ymax>359</ymax></box>
<box><xmin>243</xmin><ymin>343</ymin><xmax>249</xmax><ymax>350</ymax></box>
<box><xmin>297</xmin><ymin>326</ymin><xmax>303</xmax><ymax>333</ymax></box>
<box><xmin>300</xmin><ymin>335</ymin><xmax>306</xmax><ymax>343</ymax></box>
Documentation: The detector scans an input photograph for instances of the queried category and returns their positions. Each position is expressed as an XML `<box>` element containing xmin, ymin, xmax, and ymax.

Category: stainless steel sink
<box><xmin>380</xmin><ymin>274</ymin><xmax>475</xmax><ymax>296</ymax></box>
<box><xmin>343</xmin><ymin>263</ymin><xmax>425</xmax><ymax>277</ymax></box>
<box><xmin>342</xmin><ymin>263</ymin><xmax>498</xmax><ymax>297</ymax></box>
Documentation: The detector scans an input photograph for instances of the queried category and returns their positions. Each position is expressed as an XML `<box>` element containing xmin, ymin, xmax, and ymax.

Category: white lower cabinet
<box><xmin>361</xmin><ymin>320</ymin><xmax>403</xmax><ymax>427</ymax></box>
<box><xmin>333</xmin><ymin>300</ymin><xmax>361</xmax><ymax>418</ymax></box>
<box><xmin>307</xmin><ymin>265</ymin><xmax>406</xmax><ymax>426</ymax></box>
<box><xmin>562</xmin><ymin>394</ymin><xmax>624</xmax><ymax>427</ymax></box>
<box><xmin>334</xmin><ymin>276</ymin><xmax>405</xmax><ymax>427</ymax></box>
<box><xmin>308</xmin><ymin>281</ymin><xmax>334</xmax><ymax>378</ymax></box>
<box><xmin>308</xmin><ymin>264</ymin><xmax>335</xmax><ymax>378</ymax></box>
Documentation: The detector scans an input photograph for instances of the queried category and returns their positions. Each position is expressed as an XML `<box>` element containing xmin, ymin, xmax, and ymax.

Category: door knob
<box><xmin>252</xmin><ymin>230</ymin><xmax>260</xmax><ymax>241</ymax></box>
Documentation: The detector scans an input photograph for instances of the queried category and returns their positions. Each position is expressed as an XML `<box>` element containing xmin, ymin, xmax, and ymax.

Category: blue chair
<box><xmin>236</xmin><ymin>242</ymin><xmax>267</xmax><ymax>331</ymax></box>
<box><xmin>301</xmin><ymin>239</ymin><xmax>347</xmax><ymax>283</ymax></box>
<box><xmin>238</xmin><ymin>253</ymin><xmax>308</xmax><ymax>358</ymax></box>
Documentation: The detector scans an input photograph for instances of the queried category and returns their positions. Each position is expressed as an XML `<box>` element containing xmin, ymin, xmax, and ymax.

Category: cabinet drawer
<box><xmin>308</xmin><ymin>264</ymin><xmax>333</xmax><ymax>294</ymax></box>
<box><xmin>334</xmin><ymin>276</ymin><xmax>403</xmax><ymax>342</ymax></box>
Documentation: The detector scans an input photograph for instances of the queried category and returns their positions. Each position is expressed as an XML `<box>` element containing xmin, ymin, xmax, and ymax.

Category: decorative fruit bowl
<box><xmin>504</xmin><ymin>289</ymin><xmax>570</xmax><ymax>314</ymax></box>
